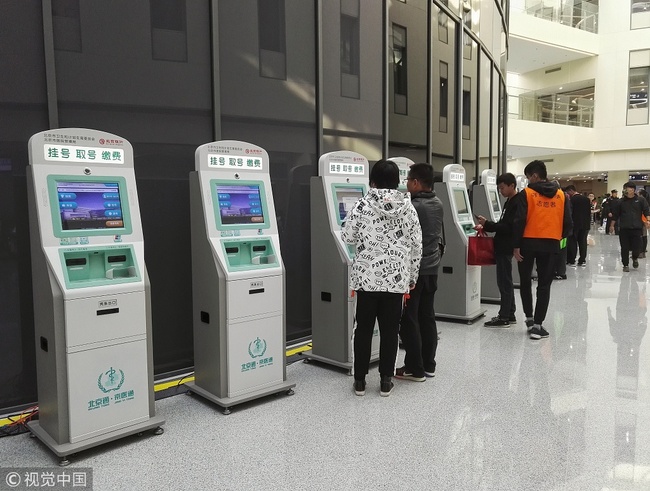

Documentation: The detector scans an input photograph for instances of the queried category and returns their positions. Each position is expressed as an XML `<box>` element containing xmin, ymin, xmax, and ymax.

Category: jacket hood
<box><xmin>365</xmin><ymin>188</ymin><xmax>412</xmax><ymax>217</ymax></box>
<box><xmin>528</xmin><ymin>180</ymin><xmax>560</xmax><ymax>198</ymax></box>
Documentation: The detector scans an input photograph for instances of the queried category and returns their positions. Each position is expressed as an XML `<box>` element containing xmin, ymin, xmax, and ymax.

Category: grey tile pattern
<box><xmin>2</xmin><ymin>231</ymin><xmax>650</xmax><ymax>490</ymax></box>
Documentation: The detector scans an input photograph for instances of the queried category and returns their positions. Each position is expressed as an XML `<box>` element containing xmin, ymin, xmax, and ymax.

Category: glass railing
<box><xmin>511</xmin><ymin>3</ymin><xmax>598</xmax><ymax>33</ymax></box>
<box><xmin>508</xmin><ymin>93</ymin><xmax>594</xmax><ymax>127</ymax></box>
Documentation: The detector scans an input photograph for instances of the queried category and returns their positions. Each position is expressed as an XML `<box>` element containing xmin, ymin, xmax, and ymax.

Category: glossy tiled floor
<box><xmin>2</xmin><ymin>230</ymin><xmax>649</xmax><ymax>490</ymax></box>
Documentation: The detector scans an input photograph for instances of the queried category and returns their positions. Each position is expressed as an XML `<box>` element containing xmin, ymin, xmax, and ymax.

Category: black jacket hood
<box><xmin>528</xmin><ymin>180</ymin><xmax>560</xmax><ymax>198</ymax></box>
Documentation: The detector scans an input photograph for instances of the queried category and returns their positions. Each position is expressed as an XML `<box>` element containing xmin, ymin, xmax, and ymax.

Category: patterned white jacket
<box><xmin>341</xmin><ymin>188</ymin><xmax>422</xmax><ymax>293</ymax></box>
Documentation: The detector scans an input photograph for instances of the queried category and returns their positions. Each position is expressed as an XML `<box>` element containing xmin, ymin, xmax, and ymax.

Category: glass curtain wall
<box><xmin>218</xmin><ymin>0</ymin><xmax>317</xmax><ymax>340</ymax></box>
<box><xmin>0</xmin><ymin>0</ymin><xmax>47</xmax><ymax>413</ymax></box>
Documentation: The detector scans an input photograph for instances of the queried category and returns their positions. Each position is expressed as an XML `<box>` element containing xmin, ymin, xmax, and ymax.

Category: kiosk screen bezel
<box><xmin>47</xmin><ymin>175</ymin><xmax>133</xmax><ymax>238</ymax></box>
<box><xmin>452</xmin><ymin>187</ymin><xmax>471</xmax><ymax>219</ymax></box>
<box><xmin>211</xmin><ymin>179</ymin><xmax>271</xmax><ymax>230</ymax></box>
<box><xmin>331</xmin><ymin>183</ymin><xmax>366</xmax><ymax>225</ymax></box>
<box><xmin>489</xmin><ymin>189</ymin><xmax>501</xmax><ymax>214</ymax></box>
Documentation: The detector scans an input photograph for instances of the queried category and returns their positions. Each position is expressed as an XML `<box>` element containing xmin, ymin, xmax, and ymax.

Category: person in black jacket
<box><xmin>395</xmin><ymin>163</ymin><xmax>444</xmax><ymax>381</ymax></box>
<box><xmin>566</xmin><ymin>185</ymin><xmax>592</xmax><ymax>267</ymax></box>
<box><xmin>474</xmin><ymin>173</ymin><xmax>520</xmax><ymax>327</ymax></box>
<box><xmin>610</xmin><ymin>182</ymin><xmax>650</xmax><ymax>272</ymax></box>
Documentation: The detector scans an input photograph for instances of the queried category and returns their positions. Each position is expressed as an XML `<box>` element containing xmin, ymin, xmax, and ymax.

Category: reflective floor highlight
<box><xmin>2</xmin><ymin>230</ymin><xmax>649</xmax><ymax>490</ymax></box>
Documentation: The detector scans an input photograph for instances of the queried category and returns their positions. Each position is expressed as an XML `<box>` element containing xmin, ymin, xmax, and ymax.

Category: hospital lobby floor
<box><xmin>2</xmin><ymin>229</ymin><xmax>650</xmax><ymax>491</ymax></box>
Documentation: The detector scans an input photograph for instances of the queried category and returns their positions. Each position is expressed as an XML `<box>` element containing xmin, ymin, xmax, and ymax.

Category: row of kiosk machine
<box><xmin>25</xmin><ymin>127</ymin><xmax>518</xmax><ymax>464</ymax></box>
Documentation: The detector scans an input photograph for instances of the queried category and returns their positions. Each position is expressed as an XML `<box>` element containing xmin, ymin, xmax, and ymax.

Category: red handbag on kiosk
<box><xmin>467</xmin><ymin>230</ymin><xmax>496</xmax><ymax>266</ymax></box>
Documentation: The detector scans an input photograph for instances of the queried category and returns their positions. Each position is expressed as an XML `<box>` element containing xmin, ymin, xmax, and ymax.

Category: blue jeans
<box><xmin>495</xmin><ymin>253</ymin><xmax>516</xmax><ymax>319</ymax></box>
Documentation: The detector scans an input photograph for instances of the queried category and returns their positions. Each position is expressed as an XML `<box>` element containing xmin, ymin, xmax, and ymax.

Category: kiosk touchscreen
<box><xmin>433</xmin><ymin>164</ymin><xmax>486</xmax><ymax>322</ymax></box>
<box><xmin>187</xmin><ymin>140</ymin><xmax>294</xmax><ymax>414</ymax></box>
<box><xmin>26</xmin><ymin>129</ymin><xmax>164</xmax><ymax>465</ymax></box>
<box><xmin>305</xmin><ymin>151</ymin><xmax>379</xmax><ymax>371</ymax></box>
<box><xmin>472</xmin><ymin>169</ymin><xmax>502</xmax><ymax>303</ymax></box>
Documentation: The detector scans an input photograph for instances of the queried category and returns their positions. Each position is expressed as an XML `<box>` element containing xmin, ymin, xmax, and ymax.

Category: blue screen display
<box><xmin>57</xmin><ymin>181</ymin><xmax>124</xmax><ymax>230</ymax></box>
<box><xmin>216</xmin><ymin>184</ymin><xmax>265</xmax><ymax>225</ymax></box>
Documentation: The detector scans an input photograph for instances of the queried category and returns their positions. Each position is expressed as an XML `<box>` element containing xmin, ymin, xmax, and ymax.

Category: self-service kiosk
<box><xmin>305</xmin><ymin>151</ymin><xmax>379</xmax><ymax>371</ymax></box>
<box><xmin>472</xmin><ymin>169</ymin><xmax>501</xmax><ymax>303</ymax></box>
<box><xmin>26</xmin><ymin>129</ymin><xmax>164</xmax><ymax>466</ymax></box>
<box><xmin>434</xmin><ymin>164</ymin><xmax>486</xmax><ymax>322</ymax></box>
<box><xmin>187</xmin><ymin>140</ymin><xmax>294</xmax><ymax>414</ymax></box>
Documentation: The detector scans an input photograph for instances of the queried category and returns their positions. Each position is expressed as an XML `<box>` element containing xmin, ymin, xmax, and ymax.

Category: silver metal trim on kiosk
<box><xmin>26</xmin><ymin>129</ymin><xmax>164</xmax><ymax>466</ymax></box>
<box><xmin>304</xmin><ymin>151</ymin><xmax>380</xmax><ymax>372</ymax></box>
<box><xmin>187</xmin><ymin>140</ymin><xmax>295</xmax><ymax>414</ymax></box>
<box><xmin>433</xmin><ymin>164</ymin><xmax>486</xmax><ymax>322</ymax></box>
<box><xmin>472</xmin><ymin>169</ymin><xmax>501</xmax><ymax>303</ymax></box>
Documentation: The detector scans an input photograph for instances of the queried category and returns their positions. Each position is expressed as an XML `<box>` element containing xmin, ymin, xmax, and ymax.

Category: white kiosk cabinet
<box><xmin>472</xmin><ymin>169</ymin><xmax>502</xmax><ymax>303</ymax></box>
<box><xmin>433</xmin><ymin>164</ymin><xmax>486</xmax><ymax>322</ymax></box>
<box><xmin>27</xmin><ymin>129</ymin><xmax>164</xmax><ymax>466</ymax></box>
<box><xmin>304</xmin><ymin>151</ymin><xmax>380</xmax><ymax>371</ymax></box>
<box><xmin>187</xmin><ymin>140</ymin><xmax>294</xmax><ymax>414</ymax></box>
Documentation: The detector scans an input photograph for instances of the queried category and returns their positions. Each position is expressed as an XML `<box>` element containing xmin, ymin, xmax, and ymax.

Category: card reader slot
<box><xmin>66</xmin><ymin>258</ymin><xmax>87</xmax><ymax>267</ymax></box>
<box><xmin>249</xmin><ymin>288</ymin><xmax>265</xmax><ymax>294</ymax></box>
<box><xmin>97</xmin><ymin>308</ymin><xmax>119</xmax><ymax>316</ymax></box>
<box><xmin>252</xmin><ymin>245</ymin><xmax>267</xmax><ymax>252</ymax></box>
<box><xmin>225</xmin><ymin>247</ymin><xmax>239</xmax><ymax>254</ymax></box>
<box><xmin>107</xmin><ymin>255</ymin><xmax>127</xmax><ymax>263</ymax></box>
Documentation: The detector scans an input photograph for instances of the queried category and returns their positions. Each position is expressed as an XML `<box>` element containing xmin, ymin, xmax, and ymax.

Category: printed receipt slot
<box><xmin>433</xmin><ymin>164</ymin><xmax>486</xmax><ymax>322</ymax></box>
<box><xmin>472</xmin><ymin>169</ymin><xmax>502</xmax><ymax>303</ymax></box>
<box><xmin>26</xmin><ymin>129</ymin><xmax>164</xmax><ymax>466</ymax></box>
<box><xmin>187</xmin><ymin>140</ymin><xmax>294</xmax><ymax>414</ymax></box>
<box><xmin>304</xmin><ymin>151</ymin><xmax>380</xmax><ymax>372</ymax></box>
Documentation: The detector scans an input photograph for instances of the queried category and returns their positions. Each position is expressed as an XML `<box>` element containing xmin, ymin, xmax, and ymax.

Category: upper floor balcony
<box><xmin>511</xmin><ymin>0</ymin><xmax>599</xmax><ymax>33</ymax></box>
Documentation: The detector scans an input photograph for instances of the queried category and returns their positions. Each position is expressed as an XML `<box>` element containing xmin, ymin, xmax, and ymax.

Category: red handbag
<box><xmin>467</xmin><ymin>230</ymin><xmax>496</xmax><ymax>266</ymax></box>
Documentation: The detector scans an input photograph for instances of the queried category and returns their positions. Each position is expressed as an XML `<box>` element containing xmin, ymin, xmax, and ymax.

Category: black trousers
<box><xmin>619</xmin><ymin>228</ymin><xmax>642</xmax><ymax>265</ymax></box>
<box><xmin>353</xmin><ymin>290</ymin><xmax>403</xmax><ymax>380</ymax></box>
<box><xmin>567</xmin><ymin>229</ymin><xmax>588</xmax><ymax>264</ymax></box>
<box><xmin>517</xmin><ymin>250</ymin><xmax>557</xmax><ymax>326</ymax></box>
<box><xmin>495</xmin><ymin>253</ymin><xmax>516</xmax><ymax>319</ymax></box>
<box><xmin>399</xmin><ymin>275</ymin><xmax>438</xmax><ymax>377</ymax></box>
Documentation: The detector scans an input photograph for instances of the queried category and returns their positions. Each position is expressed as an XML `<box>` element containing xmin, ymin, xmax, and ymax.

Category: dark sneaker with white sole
<box><xmin>380</xmin><ymin>376</ymin><xmax>394</xmax><ymax>397</ymax></box>
<box><xmin>525</xmin><ymin>318</ymin><xmax>535</xmax><ymax>332</ymax></box>
<box><xmin>484</xmin><ymin>317</ymin><xmax>511</xmax><ymax>328</ymax></box>
<box><xmin>424</xmin><ymin>371</ymin><xmax>435</xmax><ymax>378</ymax></box>
<box><xmin>633</xmin><ymin>259</ymin><xmax>639</xmax><ymax>269</ymax></box>
<box><xmin>623</xmin><ymin>265</ymin><xmax>630</xmax><ymax>272</ymax></box>
<box><xmin>394</xmin><ymin>366</ymin><xmax>425</xmax><ymax>382</ymax></box>
<box><xmin>354</xmin><ymin>379</ymin><xmax>366</xmax><ymax>396</ymax></box>
<box><xmin>529</xmin><ymin>327</ymin><xmax>549</xmax><ymax>340</ymax></box>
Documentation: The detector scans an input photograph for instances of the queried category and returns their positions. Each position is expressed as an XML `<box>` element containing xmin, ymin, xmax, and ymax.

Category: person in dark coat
<box><xmin>609</xmin><ymin>182</ymin><xmax>650</xmax><ymax>271</ymax></box>
<box><xmin>566</xmin><ymin>185</ymin><xmax>592</xmax><ymax>267</ymax></box>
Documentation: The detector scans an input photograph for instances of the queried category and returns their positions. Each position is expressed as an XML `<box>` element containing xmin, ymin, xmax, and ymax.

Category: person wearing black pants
<box><xmin>566</xmin><ymin>185</ymin><xmax>592</xmax><ymax>267</ymax></box>
<box><xmin>610</xmin><ymin>182</ymin><xmax>650</xmax><ymax>272</ymax></box>
<box><xmin>513</xmin><ymin>160</ymin><xmax>572</xmax><ymax>340</ymax></box>
<box><xmin>341</xmin><ymin>159</ymin><xmax>422</xmax><ymax>397</ymax></box>
<box><xmin>395</xmin><ymin>163</ymin><xmax>444</xmax><ymax>382</ymax></box>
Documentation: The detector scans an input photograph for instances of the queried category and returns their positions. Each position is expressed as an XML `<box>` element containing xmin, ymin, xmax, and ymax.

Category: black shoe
<box><xmin>525</xmin><ymin>318</ymin><xmax>535</xmax><ymax>332</ymax></box>
<box><xmin>354</xmin><ymin>379</ymin><xmax>366</xmax><ymax>396</ymax></box>
<box><xmin>380</xmin><ymin>376</ymin><xmax>394</xmax><ymax>397</ymax></box>
<box><xmin>554</xmin><ymin>275</ymin><xmax>567</xmax><ymax>280</ymax></box>
<box><xmin>484</xmin><ymin>317</ymin><xmax>511</xmax><ymax>328</ymax></box>
<box><xmin>633</xmin><ymin>259</ymin><xmax>639</xmax><ymax>269</ymax></box>
<box><xmin>567</xmin><ymin>262</ymin><xmax>576</xmax><ymax>268</ymax></box>
<box><xmin>394</xmin><ymin>366</ymin><xmax>425</xmax><ymax>382</ymax></box>
<box><xmin>623</xmin><ymin>265</ymin><xmax>630</xmax><ymax>272</ymax></box>
<box><xmin>508</xmin><ymin>315</ymin><xmax>517</xmax><ymax>323</ymax></box>
<box><xmin>529</xmin><ymin>326</ymin><xmax>549</xmax><ymax>340</ymax></box>
<box><xmin>424</xmin><ymin>370</ymin><xmax>436</xmax><ymax>378</ymax></box>
<box><xmin>578</xmin><ymin>262</ymin><xmax>586</xmax><ymax>267</ymax></box>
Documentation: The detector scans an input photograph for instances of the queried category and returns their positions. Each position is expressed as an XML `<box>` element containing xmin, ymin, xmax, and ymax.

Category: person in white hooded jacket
<box><xmin>342</xmin><ymin>159</ymin><xmax>422</xmax><ymax>397</ymax></box>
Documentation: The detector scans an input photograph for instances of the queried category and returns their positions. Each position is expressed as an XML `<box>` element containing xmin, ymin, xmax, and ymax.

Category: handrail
<box><xmin>507</xmin><ymin>93</ymin><xmax>594</xmax><ymax>127</ymax></box>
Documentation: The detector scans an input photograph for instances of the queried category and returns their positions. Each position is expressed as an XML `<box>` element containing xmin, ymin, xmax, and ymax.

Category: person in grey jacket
<box><xmin>342</xmin><ymin>159</ymin><xmax>422</xmax><ymax>397</ymax></box>
<box><xmin>395</xmin><ymin>163</ymin><xmax>443</xmax><ymax>381</ymax></box>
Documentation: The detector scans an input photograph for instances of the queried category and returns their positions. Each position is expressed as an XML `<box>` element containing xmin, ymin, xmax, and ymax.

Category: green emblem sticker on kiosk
<box><xmin>248</xmin><ymin>337</ymin><xmax>267</xmax><ymax>358</ymax></box>
<box><xmin>98</xmin><ymin>367</ymin><xmax>125</xmax><ymax>393</ymax></box>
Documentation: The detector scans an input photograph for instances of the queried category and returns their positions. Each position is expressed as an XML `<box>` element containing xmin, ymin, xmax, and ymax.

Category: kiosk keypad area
<box><xmin>27</xmin><ymin>129</ymin><xmax>164</xmax><ymax>466</ymax></box>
